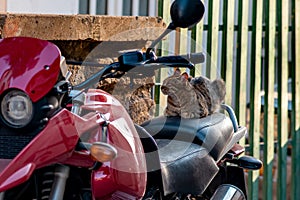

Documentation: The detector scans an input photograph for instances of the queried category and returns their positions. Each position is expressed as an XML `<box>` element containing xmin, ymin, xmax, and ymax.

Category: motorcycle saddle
<box><xmin>135</xmin><ymin>125</ymin><xmax>219</xmax><ymax>195</ymax></box>
<box><xmin>140</xmin><ymin>113</ymin><xmax>234</xmax><ymax>161</ymax></box>
<box><xmin>138</xmin><ymin>113</ymin><xmax>238</xmax><ymax>195</ymax></box>
<box><xmin>157</xmin><ymin>139</ymin><xmax>219</xmax><ymax>195</ymax></box>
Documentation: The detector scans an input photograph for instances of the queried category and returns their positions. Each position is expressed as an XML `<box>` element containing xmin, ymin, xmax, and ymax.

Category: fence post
<box><xmin>221</xmin><ymin>0</ymin><xmax>235</xmax><ymax>106</ymax></box>
<box><xmin>148</xmin><ymin>0</ymin><xmax>157</xmax><ymax>16</ymax></box>
<box><xmin>291</xmin><ymin>0</ymin><xmax>300</xmax><ymax>199</ymax></box>
<box><xmin>132</xmin><ymin>0</ymin><xmax>139</xmax><ymax>16</ymax></box>
<box><xmin>235</xmin><ymin>0</ymin><xmax>249</xmax><ymax>147</ymax></box>
<box><xmin>263</xmin><ymin>0</ymin><xmax>276</xmax><ymax>199</ymax></box>
<box><xmin>206</xmin><ymin>0</ymin><xmax>220</xmax><ymax>79</ymax></box>
<box><xmin>276</xmin><ymin>0</ymin><xmax>289</xmax><ymax>199</ymax></box>
<box><xmin>194</xmin><ymin>5</ymin><xmax>204</xmax><ymax>77</ymax></box>
<box><xmin>248</xmin><ymin>0</ymin><xmax>263</xmax><ymax>199</ymax></box>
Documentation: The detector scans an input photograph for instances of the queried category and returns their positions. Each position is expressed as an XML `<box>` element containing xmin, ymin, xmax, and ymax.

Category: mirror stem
<box><xmin>146</xmin><ymin>23</ymin><xmax>176</xmax><ymax>58</ymax></box>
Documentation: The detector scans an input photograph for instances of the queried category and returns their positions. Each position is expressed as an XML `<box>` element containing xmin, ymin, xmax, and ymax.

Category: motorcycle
<box><xmin>0</xmin><ymin>0</ymin><xmax>262</xmax><ymax>199</ymax></box>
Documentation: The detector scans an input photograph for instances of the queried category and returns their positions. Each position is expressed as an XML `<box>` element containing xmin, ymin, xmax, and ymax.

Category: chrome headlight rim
<box><xmin>0</xmin><ymin>90</ymin><xmax>34</xmax><ymax>128</ymax></box>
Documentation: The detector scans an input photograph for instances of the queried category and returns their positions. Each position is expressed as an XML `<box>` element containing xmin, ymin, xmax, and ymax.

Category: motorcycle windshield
<box><xmin>0</xmin><ymin>37</ymin><xmax>61</xmax><ymax>102</ymax></box>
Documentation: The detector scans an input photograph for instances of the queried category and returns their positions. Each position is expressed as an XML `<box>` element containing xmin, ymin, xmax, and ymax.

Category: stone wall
<box><xmin>0</xmin><ymin>14</ymin><xmax>164</xmax><ymax>40</ymax></box>
<box><xmin>98</xmin><ymin>73</ymin><xmax>156</xmax><ymax>125</ymax></box>
<box><xmin>0</xmin><ymin>14</ymin><xmax>165</xmax><ymax>59</ymax></box>
<box><xmin>0</xmin><ymin>14</ymin><xmax>166</xmax><ymax>124</ymax></box>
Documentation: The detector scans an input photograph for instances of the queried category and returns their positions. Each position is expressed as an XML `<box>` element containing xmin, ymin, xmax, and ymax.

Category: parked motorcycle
<box><xmin>0</xmin><ymin>0</ymin><xmax>262</xmax><ymax>199</ymax></box>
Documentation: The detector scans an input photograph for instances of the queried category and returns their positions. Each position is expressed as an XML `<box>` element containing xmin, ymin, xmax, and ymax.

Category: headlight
<box><xmin>1</xmin><ymin>90</ymin><xmax>34</xmax><ymax>128</ymax></box>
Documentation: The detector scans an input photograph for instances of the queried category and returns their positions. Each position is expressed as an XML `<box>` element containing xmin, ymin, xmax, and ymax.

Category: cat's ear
<box><xmin>180</xmin><ymin>74</ymin><xmax>188</xmax><ymax>82</ymax></box>
<box><xmin>174</xmin><ymin>68</ymin><xmax>181</xmax><ymax>76</ymax></box>
<box><xmin>181</xmin><ymin>72</ymin><xmax>189</xmax><ymax>80</ymax></box>
<box><xmin>181</xmin><ymin>72</ymin><xmax>190</xmax><ymax>81</ymax></box>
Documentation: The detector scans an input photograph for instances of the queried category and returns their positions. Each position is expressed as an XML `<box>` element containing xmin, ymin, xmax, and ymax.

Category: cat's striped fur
<box><xmin>161</xmin><ymin>71</ymin><xmax>225</xmax><ymax>118</ymax></box>
<box><xmin>190</xmin><ymin>76</ymin><xmax>226</xmax><ymax>114</ymax></box>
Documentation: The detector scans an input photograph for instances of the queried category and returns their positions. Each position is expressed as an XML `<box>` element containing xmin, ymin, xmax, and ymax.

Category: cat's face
<box><xmin>161</xmin><ymin>75</ymin><xmax>188</xmax><ymax>95</ymax></box>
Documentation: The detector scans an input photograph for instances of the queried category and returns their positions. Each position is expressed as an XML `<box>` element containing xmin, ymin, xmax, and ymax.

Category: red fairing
<box><xmin>0</xmin><ymin>109</ymin><xmax>83</xmax><ymax>192</ymax></box>
<box><xmin>0</xmin><ymin>37</ymin><xmax>61</xmax><ymax>102</ymax></box>
<box><xmin>0</xmin><ymin>89</ymin><xmax>147</xmax><ymax>197</ymax></box>
<box><xmin>84</xmin><ymin>89</ymin><xmax>147</xmax><ymax>199</ymax></box>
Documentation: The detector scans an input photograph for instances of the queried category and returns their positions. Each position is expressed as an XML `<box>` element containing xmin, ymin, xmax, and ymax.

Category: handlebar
<box><xmin>146</xmin><ymin>53</ymin><xmax>205</xmax><ymax>69</ymax></box>
<box><xmin>71</xmin><ymin>51</ymin><xmax>205</xmax><ymax>90</ymax></box>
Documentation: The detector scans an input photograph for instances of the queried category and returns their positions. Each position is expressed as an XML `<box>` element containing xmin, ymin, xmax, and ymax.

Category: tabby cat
<box><xmin>161</xmin><ymin>71</ymin><xmax>225</xmax><ymax>118</ymax></box>
<box><xmin>161</xmin><ymin>71</ymin><xmax>207</xmax><ymax>118</ymax></box>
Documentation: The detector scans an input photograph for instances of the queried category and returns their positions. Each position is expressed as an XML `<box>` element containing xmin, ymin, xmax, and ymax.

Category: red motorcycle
<box><xmin>0</xmin><ymin>0</ymin><xmax>261</xmax><ymax>199</ymax></box>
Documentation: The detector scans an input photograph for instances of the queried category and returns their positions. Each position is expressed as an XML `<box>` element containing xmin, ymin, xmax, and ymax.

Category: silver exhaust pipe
<box><xmin>211</xmin><ymin>184</ymin><xmax>245</xmax><ymax>200</ymax></box>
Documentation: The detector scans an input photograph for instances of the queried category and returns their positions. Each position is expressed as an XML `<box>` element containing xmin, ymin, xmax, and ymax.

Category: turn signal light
<box><xmin>90</xmin><ymin>142</ymin><xmax>117</xmax><ymax>162</ymax></box>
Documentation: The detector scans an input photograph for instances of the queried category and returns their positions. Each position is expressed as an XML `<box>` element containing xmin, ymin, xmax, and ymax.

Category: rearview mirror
<box><xmin>147</xmin><ymin>0</ymin><xmax>205</xmax><ymax>55</ymax></box>
<box><xmin>170</xmin><ymin>0</ymin><xmax>205</xmax><ymax>29</ymax></box>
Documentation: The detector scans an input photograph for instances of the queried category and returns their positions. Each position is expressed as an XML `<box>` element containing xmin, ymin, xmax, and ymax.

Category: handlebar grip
<box><xmin>154</xmin><ymin>56</ymin><xmax>190</xmax><ymax>64</ymax></box>
<box><xmin>151</xmin><ymin>53</ymin><xmax>205</xmax><ymax>69</ymax></box>
<box><xmin>152</xmin><ymin>56</ymin><xmax>194</xmax><ymax>69</ymax></box>
<box><xmin>181</xmin><ymin>53</ymin><xmax>205</xmax><ymax>64</ymax></box>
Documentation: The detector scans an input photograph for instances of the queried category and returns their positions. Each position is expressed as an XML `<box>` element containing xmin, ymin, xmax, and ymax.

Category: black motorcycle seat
<box><xmin>156</xmin><ymin>139</ymin><xmax>219</xmax><ymax>195</ymax></box>
<box><xmin>141</xmin><ymin>113</ymin><xmax>234</xmax><ymax>161</ymax></box>
<box><xmin>156</xmin><ymin>139</ymin><xmax>208</xmax><ymax>163</ymax></box>
<box><xmin>134</xmin><ymin>125</ymin><xmax>220</xmax><ymax>195</ymax></box>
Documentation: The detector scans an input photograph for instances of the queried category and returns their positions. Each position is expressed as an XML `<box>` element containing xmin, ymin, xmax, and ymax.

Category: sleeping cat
<box><xmin>161</xmin><ymin>71</ymin><xmax>225</xmax><ymax>118</ymax></box>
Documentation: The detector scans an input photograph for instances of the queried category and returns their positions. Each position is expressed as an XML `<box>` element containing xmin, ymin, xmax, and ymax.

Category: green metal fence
<box><xmin>157</xmin><ymin>0</ymin><xmax>300</xmax><ymax>199</ymax></box>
